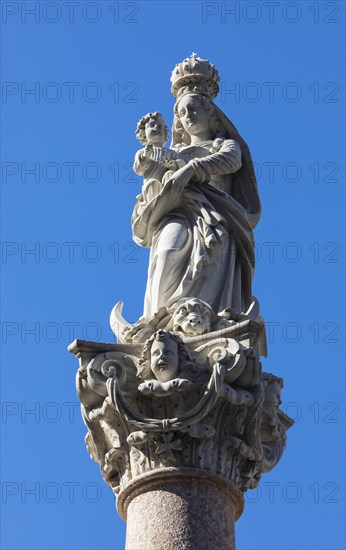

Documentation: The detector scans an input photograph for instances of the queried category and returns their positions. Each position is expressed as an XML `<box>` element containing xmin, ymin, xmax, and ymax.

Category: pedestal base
<box><xmin>118</xmin><ymin>468</ymin><xmax>244</xmax><ymax>550</ymax></box>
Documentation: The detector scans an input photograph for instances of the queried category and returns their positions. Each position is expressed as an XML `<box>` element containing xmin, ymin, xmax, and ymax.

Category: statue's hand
<box><xmin>163</xmin><ymin>164</ymin><xmax>194</xmax><ymax>203</ymax></box>
<box><xmin>139</xmin><ymin>143</ymin><xmax>153</xmax><ymax>163</ymax></box>
<box><xmin>161</xmin><ymin>158</ymin><xmax>179</xmax><ymax>170</ymax></box>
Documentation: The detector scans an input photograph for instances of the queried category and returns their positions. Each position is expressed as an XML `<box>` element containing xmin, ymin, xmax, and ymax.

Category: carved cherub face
<box><xmin>151</xmin><ymin>334</ymin><xmax>179</xmax><ymax>382</ymax></box>
<box><xmin>177</xmin><ymin>95</ymin><xmax>210</xmax><ymax>137</ymax></box>
<box><xmin>172</xmin><ymin>299</ymin><xmax>211</xmax><ymax>337</ymax></box>
<box><xmin>136</xmin><ymin>112</ymin><xmax>169</xmax><ymax>146</ymax></box>
<box><xmin>145</xmin><ymin>117</ymin><xmax>166</xmax><ymax>146</ymax></box>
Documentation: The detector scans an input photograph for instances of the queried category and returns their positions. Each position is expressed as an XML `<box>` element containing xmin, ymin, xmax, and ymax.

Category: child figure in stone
<box><xmin>134</xmin><ymin>330</ymin><xmax>205</xmax><ymax>434</ymax></box>
<box><xmin>137</xmin><ymin>330</ymin><xmax>194</xmax><ymax>385</ymax></box>
<box><xmin>134</xmin><ymin>112</ymin><xmax>185</xmax><ymax>203</ymax></box>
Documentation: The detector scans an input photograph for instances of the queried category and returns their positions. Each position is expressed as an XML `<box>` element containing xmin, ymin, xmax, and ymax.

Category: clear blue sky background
<box><xmin>1</xmin><ymin>1</ymin><xmax>345</xmax><ymax>549</ymax></box>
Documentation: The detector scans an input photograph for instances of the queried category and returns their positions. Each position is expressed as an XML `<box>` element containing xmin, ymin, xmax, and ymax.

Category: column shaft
<box><xmin>118</xmin><ymin>468</ymin><xmax>244</xmax><ymax>550</ymax></box>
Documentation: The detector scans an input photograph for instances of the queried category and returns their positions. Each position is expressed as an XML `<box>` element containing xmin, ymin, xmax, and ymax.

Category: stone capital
<box><xmin>69</xmin><ymin>315</ymin><xmax>292</xmax><ymax>508</ymax></box>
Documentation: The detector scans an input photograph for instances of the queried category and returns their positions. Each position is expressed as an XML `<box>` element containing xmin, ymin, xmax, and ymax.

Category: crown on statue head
<box><xmin>170</xmin><ymin>53</ymin><xmax>220</xmax><ymax>100</ymax></box>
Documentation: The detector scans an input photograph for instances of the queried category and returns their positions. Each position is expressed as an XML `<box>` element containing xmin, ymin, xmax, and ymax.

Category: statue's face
<box><xmin>145</xmin><ymin>117</ymin><xmax>165</xmax><ymax>145</ymax></box>
<box><xmin>150</xmin><ymin>337</ymin><xmax>179</xmax><ymax>382</ymax></box>
<box><xmin>177</xmin><ymin>95</ymin><xmax>210</xmax><ymax>136</ymax></box>
<box><xmin>172</xmin><ymin>299</ymin><xmax>211</xmax><ymax>336</ymax></box>
<box><xmin>264</xmin><ymin>381</ymin><xmax>282</xmax><ymax>412</ymax></box>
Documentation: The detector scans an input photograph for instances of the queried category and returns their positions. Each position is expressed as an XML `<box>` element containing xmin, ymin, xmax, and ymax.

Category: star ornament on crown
<box><xmin>170</xmin><ymin>53</ymin><xmax>220</xmax><ymax>100</ymax></box>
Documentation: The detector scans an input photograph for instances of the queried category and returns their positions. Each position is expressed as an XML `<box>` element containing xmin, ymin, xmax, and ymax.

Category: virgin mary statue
<box><xmin>132</xmin><ymin>56</ymin><xmax>261</xmax><ymax>319</ymax></box>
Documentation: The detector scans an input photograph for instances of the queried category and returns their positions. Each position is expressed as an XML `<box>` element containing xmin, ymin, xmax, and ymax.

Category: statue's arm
<box><xmin>189</xmin><ymin>139</ymin><xmax>242</xmax><ymax>182</ymax></box>
<box><xmin>133</xmin><ymin>148</ymin><xmax>155</xmax><ymax>177</ymax></box>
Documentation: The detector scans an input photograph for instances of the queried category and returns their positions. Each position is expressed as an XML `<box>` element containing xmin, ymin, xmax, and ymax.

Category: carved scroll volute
<box><xmin>87</xmin><ymin>352</ymin><xmax>130</xmax><ymax>395</ymax></box>
<box><xmin>76</xmin><ymin>351</ymin><xmax>138</xmax><ymax>412</ymax></box>
<box><xmin>193</xmin><ymin>338</ymin><xmax>249</xmax><ymax>384</ymax></box>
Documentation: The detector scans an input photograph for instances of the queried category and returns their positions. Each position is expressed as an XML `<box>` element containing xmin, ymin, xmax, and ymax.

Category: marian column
<box><xmin>69</xmin><ymin>55</ymin><xmax>293</xmax><ymax>550</ymax></box>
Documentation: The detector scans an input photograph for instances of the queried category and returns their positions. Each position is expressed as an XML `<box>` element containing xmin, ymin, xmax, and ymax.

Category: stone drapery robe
<box><xmin>132</xmin><ymin>139</ymin><xmax>257</xmax><ymax>318</ymax></box>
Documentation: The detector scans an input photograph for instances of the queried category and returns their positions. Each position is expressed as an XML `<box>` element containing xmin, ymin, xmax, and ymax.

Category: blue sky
<box><xmin>1</xmin><ymin>1</ymin><xmax>345</xmax><ymax>549</ymax></box>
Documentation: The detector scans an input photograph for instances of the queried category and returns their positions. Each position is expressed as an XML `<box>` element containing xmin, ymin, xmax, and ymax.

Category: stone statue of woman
<box><xmin>132</xmin><ymin>55</ymin><xmax>261</xmax><ymax>319</ymax></box>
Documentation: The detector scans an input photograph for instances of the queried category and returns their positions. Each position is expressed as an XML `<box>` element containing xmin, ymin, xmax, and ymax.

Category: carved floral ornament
<box><xmin>69</xmin><ymin>54</ymin><xmax>293</xmax><ymax>509</ymax></box>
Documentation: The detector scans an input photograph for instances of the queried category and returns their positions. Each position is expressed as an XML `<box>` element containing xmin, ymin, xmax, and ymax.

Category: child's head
<box><xmin>136</xmin><ymin>112</ymin><xmax>169</xmax><ymax>146</ymax></box>
<box><xmin>137</xmin><ymin>330</ymin><xmax>195</xmax><ymax>382</ymax></box>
